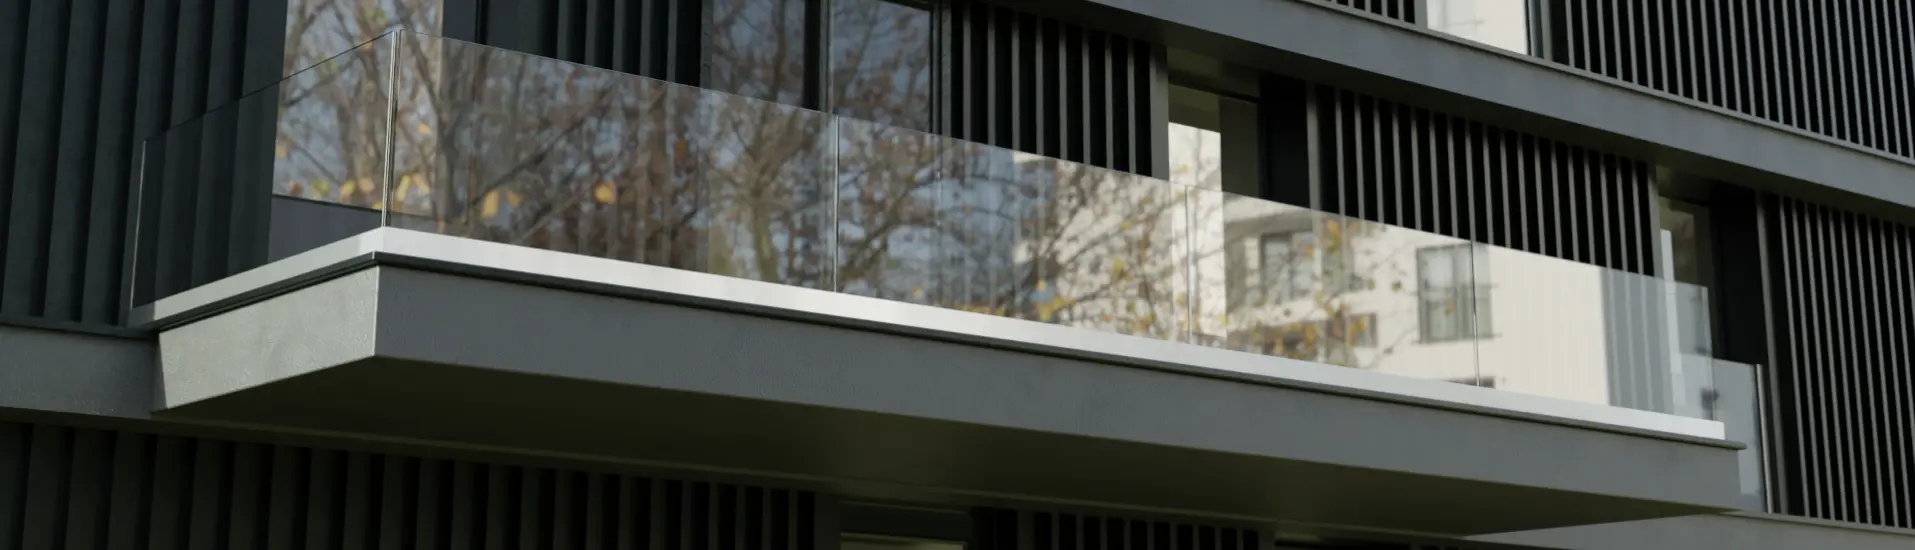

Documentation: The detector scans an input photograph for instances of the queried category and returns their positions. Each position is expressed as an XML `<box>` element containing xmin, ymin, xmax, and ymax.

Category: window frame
<box><xmin>1416</xmin><ymin>243</ymin><xmax>1493</xmax><ymax>342</ymax></box>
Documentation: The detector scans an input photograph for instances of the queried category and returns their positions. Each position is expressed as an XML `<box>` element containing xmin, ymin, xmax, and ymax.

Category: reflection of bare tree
<box><xmin>273</xmin><ymin>0</ymin><xmax>442</xmax><ymax>206</ymax></box>
<box><xmin>263</xmin><ymin>1</ymin><xmax>1261</xmax><ymax>347</ymax></box>
<box><xmin>283</xmin><ymin>0</ymin><xmax>441</xmax><ymax>77</ymax></box>
<box><xmin>834</xmin><ymin>125</ymin><xmax>1189</xmax><ymax>339</ymax></box>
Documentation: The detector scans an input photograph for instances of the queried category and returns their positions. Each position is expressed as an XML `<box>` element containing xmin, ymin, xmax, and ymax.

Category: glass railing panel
<box><xmin>134</xmin><ymin>32</ymin><xmax>1739</xmax><ymax>425</ymax></box>
<box><xmin>1472</xmin><ymin>244</ymin><xmax>1716</xmax><ymax>412</ymax></box>
<box><xmin>833</xmin><ymin>117</ymin><xmax>946</xmax><ymax>304</ymax></box>
<box><xmin>391</xmin><ymin>33</ymin><xmax>836</xmax><ymax>285</ymax></box>
<box><xmin>131</xmin><ymin>34</ymin><xmax>394</xmax><ymax>306</ymax></box>
<box><xmin>1708</xmin><ymin>359</ymin><xmax>1768</xmax><ymax>510</ymax></box>
<box><xmin>692</xmin><ymin>86</ymin><xmax>838</xmax><ymax>288</ymax></box>
<box><xmin>388</xmin><ymin>35</ymin><xmax>675</xmax><ymax>264</ymax></box>
<box><xmin>1037</xmin><ymin>157</ymin><xmax>1190</xmax><ymax>341</ymax></box>
<box><xmin>1188</xmin><ymin>190</ymin><xmax>1483</xmax><ymax>384</ymax></box>
<box><xmin>834</xmin><ymin>116</ymin><xmax>1191</xmax><ymax>340</ymax></box>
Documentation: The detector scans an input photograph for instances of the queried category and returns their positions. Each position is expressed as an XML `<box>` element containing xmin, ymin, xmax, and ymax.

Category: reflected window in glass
<box><xmin>830</xmin><ymin>0</ymin><xmax>934</xmax><ymax>131</ymax></box>
<box><xmin>1417</xmin><ymin>243</ymin><xmax>1492</xmax><ymax>342</ymax></box>
<box><xmin>1261</xmin><ymin>231</ymin><xmax>1318</xmax><ymax>300</ymax></box>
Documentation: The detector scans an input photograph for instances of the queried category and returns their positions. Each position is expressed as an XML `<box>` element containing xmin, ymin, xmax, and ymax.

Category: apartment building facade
<box><xmin>2</xmin><ymin>0</ymin><xmax>1913</xmax><ymax>548</ymax></box>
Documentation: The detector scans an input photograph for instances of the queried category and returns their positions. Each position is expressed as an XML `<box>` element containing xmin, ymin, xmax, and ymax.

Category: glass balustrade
<box><xmin>131</xmin><ymin>30</ymin><xmax>1724</xmax><ymax>420</ymax></box>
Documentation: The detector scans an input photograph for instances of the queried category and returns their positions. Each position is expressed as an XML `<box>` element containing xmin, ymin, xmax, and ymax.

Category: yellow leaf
<box><xmin>372</xmin><ymin>200</ymin><xmax>385</xmax><ymax>210</ymax></box>
<box><xmin>417</xmin><ymin>122</ymin><xmax>432</xmax><ymax>135</ymax></box>
<box><xmin>506</xmin><ymin>190</ymin><xmax>523</xmax><ymax>207</ymax></box>
<box><xmin>275</xmin><ymin>141</ymin><xmax>288</xmax><ymax>159</ymax></box>
<box><xmin>593</xmin><ymin>181</ymin><xmax>617</xmax><ymax>205</ymax></box>
<box><xmin>396</xmin><ymin>175</ymin><xmax>414</xmax><ymax>201</ymax></box>
<box><xmin>357</xmin><ymin>178</ymin><xmax>375</xmax><ymax>193</ymax></box>
<box><xmin>1035</xmin><ymin>280</ymin><xmax>1048</xmax><ymax>291</ymax></box>
<box><xmin>482</xmin><ymin>189</ymin><xmax>501</xmax><ymax>218</ymax></box>
<box><xmin>314</xmin><ymin>179</ymin><xmax>333</xmax><ymax>197</ymax></box>
<box><xmin>912</xmin><ymin>286</ymin><xmax>925</xmax><ymax>299</ymax></box>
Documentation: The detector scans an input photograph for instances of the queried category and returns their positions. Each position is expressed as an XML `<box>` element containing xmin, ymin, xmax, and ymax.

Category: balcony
<box><xmin>131</xmin><ymin>32</ymin><xmax>1745</xmax><ymax>537</ymax></box>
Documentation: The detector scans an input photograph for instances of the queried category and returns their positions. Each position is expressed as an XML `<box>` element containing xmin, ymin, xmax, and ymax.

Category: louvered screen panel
<box><xmin>1315</xmin><ymin>86</ymin><xmax>1674</xmax><ymax>410</ymax></box>
<box><xmin>0</xmin><ymin>421</ymin><xmax>826</xmax><ymax>550</ymax></box>
<box><xmin>1315</xmin><ymin>87</ymin><xmax>1657</xmax><ymax>274</ymax></box>
<box><xmin>1544</xmin><ymin>0</ymin><xmax>1915</xmax><ymax>161</ymax></box>
<box><xmin>1766</xmin><ymin>196</ymin><xmax>1915</xmax><ymax>529</ymax></box>
<box><xmin>1324</xmin><ymin>0</ymin><xmax>1418</xmax><ymax>23</ymax></box>
<box><xmin>970</xmin><ymin>509</ymin><xmax>1261</xmax><ymax>550</ymax></box>
<box><xmin>942</xmin><ymin>0</ymin><xmax>1168</xmax><ymax>177</ymax></box>
<box><xmin>472</xmin><ymin>0</ymin><xmax>703</xmax><ymax>84</ymax></box>
<box><xmin>0</xmin><ymin>0</ymin><xmax>285</xmax><ymax>328</ymax></box>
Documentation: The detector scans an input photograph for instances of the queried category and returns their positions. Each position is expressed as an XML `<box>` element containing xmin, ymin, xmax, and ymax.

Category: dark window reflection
<box><xmin>709</xmin><ymin>0</ymin><xmax>809</xmax><ymax>104</ymax></box>
<box><xmin>830</xmin><ymin>0</ymin><xmax>934</xmax><ymax>131</ymax></box>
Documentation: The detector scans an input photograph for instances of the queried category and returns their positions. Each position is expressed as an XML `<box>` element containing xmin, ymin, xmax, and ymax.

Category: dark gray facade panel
<box><xmin>1070</xmin><ymin>0</ymin><xmax>1915</xmax><ymax>216</ymax></box>
<box><xmin>1478</xmin><ymin>513</ymin><xmax>1915</xmax><ymax>550</ymax></box>
<box><xmin>471</xmin><ymin>0</ymin><xmax>703</xmax><ymax>84</ymax></box>
<box><xmin>1324</xmin><ymin>0</ymin><xmax>1416</xmax><ymax>23</ymax></box>
<box><xmin>970</xmin><ymin>511</ymin><xmax>1264</xmax><ymax>550</ymax></box>
<box><xmin>1544</xmin><ymin>0</ymin><xmax>1915</xmax><ymax>162</ymax></box>
<box><xmin>0</xmin><ymin>325</ymin><xmax>152</xmax><ymax>418</ymax></box>
<box><xmin>0</xmin><ymin>0</ymin><xmax>287</xmax><ymax>328</ymax></box>
<box><xmin>1764</xmin><ymin>196</ymin><xmax>1915</xmax><ymax>529</ymax></box>
<box><xmin>1313</xmin><ymin>87</ymin><xmax>1656</xmax><ymax>274</ymax></box>
<box><xmin>0</xmin><ymin>419</ymin><xmax>828</xmax><ymax>550</ymax></box>
<box><xmin>943</xmin><ymin>0</ymin><xmax>1164</xmax><ymax>176</ymax></box>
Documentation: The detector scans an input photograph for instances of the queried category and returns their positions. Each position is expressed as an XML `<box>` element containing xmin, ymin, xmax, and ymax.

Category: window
<box><xmin>1261</xmin><ymin>231</ymin><xmax>1318</xmax><ymax>300</ymax></box>
<box><xmin>1330</xmin><ymin>313</ymin><xmax>1378</xmax><ymax>348</ymax></box>
<box><xmin>1417</xmin><ymin>244</ymin><xmax>1492</xmax><ymax>342</ymax></box>
<box><xmin>829</xmin><ymin>0</ymin><xmax>934</xmax><ymax>131</ymax></box>
<box><xmin>1660</xmin><ymin>197</ymin><xmax>1716</xmax><ymax>355</ymax></box>
<box><xmin>1422</xmin><ymin>0</ymin><xmax>1530</xmax><ymax>54</ymax></box>
<box><xmin>1168</xmin><ymin>84</ymin><xmax>1260</xmax><ymax>195</ymax></box>
<box><xmin>1320</xmin><ymin>218</ymin><xmax>1368</xmax><ymax>293</ymax></box>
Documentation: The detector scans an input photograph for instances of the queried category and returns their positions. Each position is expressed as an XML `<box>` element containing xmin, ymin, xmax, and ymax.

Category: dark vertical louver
<box><xmin>0</xmin><ymin>420</ymin><xmax>829</xmax><ymax>550</ymax></box>
<box><xmin>1765</xmin><ymin>196</ymin><xmax>1915</xmax><ymax>529</ymax></box>
<box><xmin>1323</xmin><ymin>0</ymin><xmax>1418</xmax><ymax>23</ymax></box>
<box><xmin>941</xmin><ymin>0</ymin><xmax>1168</xmax><ymax>177</ymax></box>
<box><xmin>471</xmin><ymin>0</ymin><xmax>704</xmax><ymax>84</ymax></box>
<box><xmin>0</xmin><ymin>0</ymin><xmax>285</xmax><ymax>328</ymax></box>
<box><xmin>1544</xmin><ymin>0</ymin><xmax>1915</xmax><ymax>161</ymax></box>
<box><xmin>1314</xmin><ymin>86</ymin><xmax>1658</xmax><ymax>274</ymax></box>
<box><xmin>969</xmin><ymin>509</ymin><xmax>1261</xmax><ymax>550</ymax></box>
